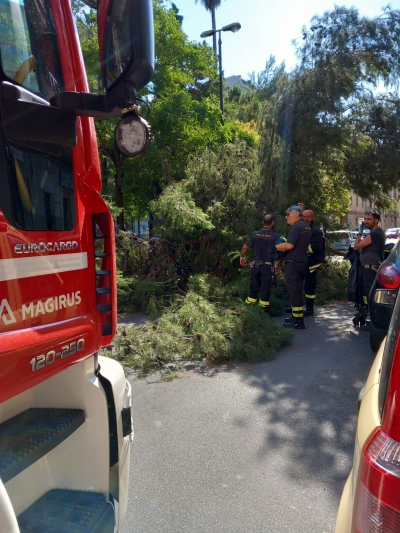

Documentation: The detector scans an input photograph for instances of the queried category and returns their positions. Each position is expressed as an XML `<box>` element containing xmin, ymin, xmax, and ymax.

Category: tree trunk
<box><xmin>211</xmin><ymin>8</ymin><xmax>217</xmax><ymax>54</ymax></box>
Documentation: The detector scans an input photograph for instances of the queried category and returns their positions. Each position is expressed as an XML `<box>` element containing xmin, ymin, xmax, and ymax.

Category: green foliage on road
<box><xmin>112</xmin><ymin>259</ymin><xmax>348</xmax><ymax>375</ymax></box>
<box><xmin>315</xmin><ymin>258</ymin><xmax>349</xmax><ymax>305</ymax></box>
<box><xmin>113</xmin><ymin>275</ymin><xmax>293</xmax><ymax>374</ymax></box>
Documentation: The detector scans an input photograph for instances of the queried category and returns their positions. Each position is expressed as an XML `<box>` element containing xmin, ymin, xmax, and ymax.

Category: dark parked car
<box><xmin>369</xmin><ymin>240</ymin><xmax>400</xmax><ymax>351</ymax></box>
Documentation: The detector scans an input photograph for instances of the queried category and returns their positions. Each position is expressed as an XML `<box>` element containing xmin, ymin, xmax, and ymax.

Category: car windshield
<box><xmin>0</xmin><ymin>0</ymin><xmax>65</xmax><ymax>101</ymax></box>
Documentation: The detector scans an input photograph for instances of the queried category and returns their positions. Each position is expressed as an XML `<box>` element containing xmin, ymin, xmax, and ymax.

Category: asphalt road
<box><xmin>121</xmin><ymin>303</ymin><xmax>375</xmax><ymax>533</ymax></box>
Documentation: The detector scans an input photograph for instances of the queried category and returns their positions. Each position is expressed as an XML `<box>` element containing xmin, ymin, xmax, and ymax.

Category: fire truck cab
<box><xmin>0</xmin><ymin>0</ymin><xmax>154</xmax><ymax>531</ymax></box>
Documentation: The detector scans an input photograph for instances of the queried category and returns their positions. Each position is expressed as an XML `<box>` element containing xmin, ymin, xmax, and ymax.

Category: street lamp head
<box><xmin>200</xmin><ymin>29</ymin><xmax>216</xmax><ymax>38</ymax></box>
<box><xmin>222</xmin><ymin>22</ymin><xmax>241</xmax><ymax>33</ymax></box>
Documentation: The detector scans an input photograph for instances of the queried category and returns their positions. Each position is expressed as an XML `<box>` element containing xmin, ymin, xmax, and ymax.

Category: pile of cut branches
<box><xmin>113</xmin><ymin>286</ymin><xmax>293</xmax><ymax>375</ymax></box>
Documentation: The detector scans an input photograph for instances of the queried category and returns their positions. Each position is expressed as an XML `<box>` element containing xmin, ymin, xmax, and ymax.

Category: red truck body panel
<box><xmin>0</xmin><ymin>0</ymin><xmax>117</xmax><ymax>403</ymax></box>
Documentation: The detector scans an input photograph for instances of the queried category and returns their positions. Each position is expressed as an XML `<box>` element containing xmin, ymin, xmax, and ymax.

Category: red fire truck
<box><xmin>0</xmin><ymin>0</ymin><xmax>153</xmax><ymax>530</ymax></box>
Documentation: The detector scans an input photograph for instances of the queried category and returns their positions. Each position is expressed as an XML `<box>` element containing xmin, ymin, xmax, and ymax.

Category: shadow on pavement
<box><xmin>238</xmin><ymin>303</ymin><xmax>375</xmax><ymax>500</ymax></box>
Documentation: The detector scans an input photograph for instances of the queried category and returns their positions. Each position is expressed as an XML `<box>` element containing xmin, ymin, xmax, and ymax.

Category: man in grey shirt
<box><xmin>353</xmin><ymin>211</ymin><xmax>385</xmax><ymax>330</ymax></box>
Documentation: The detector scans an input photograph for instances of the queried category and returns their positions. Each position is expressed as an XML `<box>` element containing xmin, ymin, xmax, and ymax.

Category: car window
<box><xmin>379</xmin><ymin>287</ymin><xmax>400</xmax><ymax>417</ymax></box>
<box><xmin>328</xmin><ymin>232</ymin><xmax>348</xmax><ymax>242</ymax></box>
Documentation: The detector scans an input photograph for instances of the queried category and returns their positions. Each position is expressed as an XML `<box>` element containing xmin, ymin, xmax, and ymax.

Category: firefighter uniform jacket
<box><xmin>307</xmin><ymin>223</ymin><xmax>326</xmax><ymax>271</ymax></box>
<box><xmin>245</xmin><ymin>229</ymin><xmax>279</xmax><ymax>262</ymax></box>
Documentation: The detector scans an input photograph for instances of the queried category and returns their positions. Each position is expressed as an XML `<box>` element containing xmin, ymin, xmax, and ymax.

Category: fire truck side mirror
<box><xmin>1</xmin><ymin>82</ymin><xmax>76</xmax><ymax>157</ymax></box>
<box><xmin>98</xmin><ymin>0</ymin><xmax>154</xmax><ymax>96</ymax></box>
<box><xmin>50</xmin><ymin>0</ymin><xmax>154</xmax><ymax>119</ymax></box>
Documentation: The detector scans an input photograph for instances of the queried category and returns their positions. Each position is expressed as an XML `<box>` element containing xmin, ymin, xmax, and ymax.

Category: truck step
<box><xmin>102</xmin><ymin>325</ymin><xmax>112</xmax><ymax>336</ymax></box>
<box><xmin>97</xmin><ymin>304</ymin><xmax>112</xmax><ymax>313</ymax></box>
<box><xmin>96</xmin><ymin>287</ymin><xmax>112</xmax><ymax>295</ymax></box>
<box><xmin>95</xmin><ymin>252</ymin><xmax>111</xmax><ymax>258</ymax></box>
<box><xmin>18</xmin><ymin>489</ymin><xmax>114</xmax><ymax>533</ymax></box>
<box><xmin>0</xmin><ymin>408</ymin><xmax>84</xmax><ymax>483</ymax></box>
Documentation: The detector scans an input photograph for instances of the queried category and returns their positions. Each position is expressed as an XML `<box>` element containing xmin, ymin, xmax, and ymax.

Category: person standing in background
<box><xmin>240</xmin><ymin>215</ymin><xmax>279</xmax><ymax>314</ymax></box>
<box><xmin>302</xmin><ymin>210</ymin><xmax>326</xmax><ymax>316</ymax></box>
<box><xmin>275</xmin><ymin>205</ymin><xmax>311</xmax><ymax>329</ymax></box>
<box><xmin>353</xmin><ymin>212</ymin><xmax>385</xmax><ymax>330</ymax></box>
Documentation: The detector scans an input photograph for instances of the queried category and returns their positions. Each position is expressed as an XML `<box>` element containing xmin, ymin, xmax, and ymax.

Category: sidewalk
<box><xmin>117</xmin><ymin>312</ymin><xmax>149</xmax><ymax>328</ymax></box>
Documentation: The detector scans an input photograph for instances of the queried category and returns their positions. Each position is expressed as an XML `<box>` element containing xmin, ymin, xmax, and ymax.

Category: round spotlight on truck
<box><xmin>115</xmin><ymin>114</ymin><xmax>152</xmax><ymax>158</ymax></box>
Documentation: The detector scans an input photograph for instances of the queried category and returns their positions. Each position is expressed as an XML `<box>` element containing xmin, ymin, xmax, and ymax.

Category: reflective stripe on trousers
<box><xmin>292</xmin><ymin>306</ymin><xmax>303</xmax><ymax>318</ymax></box>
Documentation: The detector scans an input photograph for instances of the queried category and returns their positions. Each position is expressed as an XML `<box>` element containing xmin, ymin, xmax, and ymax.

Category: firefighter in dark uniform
<box><xmin>240</xmin><ymin>215</ymin><xmax>279</xmax><ymax>314</ymax></box>
<box><xmin>302</xmin><ymin>209</ymin><xmax>326</xmax><ymax>316</ymax></box>
<box><xmin>275</xmin><ymin>205</ymin><xmax>311</xmax><ymax>329</ymax></box>
<box><xmin>353</xmin><ymin>211</ymin><xmax>385</xmax><ymax>331</ymax></box>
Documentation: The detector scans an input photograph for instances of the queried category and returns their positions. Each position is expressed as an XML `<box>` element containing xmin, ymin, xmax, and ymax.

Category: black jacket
<box><xmin>347</xmin><ymin>248</ymin><xmax>362</xmax><ymax>305</ymax></box>
<box><xmin>307</xmin><ymin>223</ymin><xmax>326</xmax><ymax>266</ymax></box>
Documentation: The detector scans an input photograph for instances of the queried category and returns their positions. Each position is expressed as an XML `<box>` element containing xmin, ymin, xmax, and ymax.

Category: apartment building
<box><xmin>225</xmin><ymin>75</ymin><xmax>251</xmax><ymax>93</ymax></box>
<box><xmin>340</xmin><ymin>191</ymin><xmax>399</xmax><ymax>230</ymax></box>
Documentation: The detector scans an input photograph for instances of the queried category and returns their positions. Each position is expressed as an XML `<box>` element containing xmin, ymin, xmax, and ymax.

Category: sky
<box><xmin>177</xmin><ymin>0</ymin><xmax>400</xmax><ymax>79</ymax></box>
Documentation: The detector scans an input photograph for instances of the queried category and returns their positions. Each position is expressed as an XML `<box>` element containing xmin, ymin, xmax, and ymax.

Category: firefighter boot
<box><xmin>283</xmin><ymin>317</ymin><xmax>305</xmax><ymax>329</ymax></box>
<box><xmin>303</xmin><ymin>298</ymin><xmax>314</xmax><ymax>317</ymax></box>
<box><xmin>359</xmin><ymin>307</ymin><xmax>368</xmax><ymax>326</ymax></box>
<box><xmin>359</xmin><ymin>307</ymin><xmax>370</xmax><ymax>331</ymax></box>
<box><xmin>352</xmin><ymin>311</ymin><xmax>360</xmax><ymax>328</ymax></box>
<box><xmin>259</xmin><ymin>300</ymin><xmax>270</xmax><ymax>314</ymax></box>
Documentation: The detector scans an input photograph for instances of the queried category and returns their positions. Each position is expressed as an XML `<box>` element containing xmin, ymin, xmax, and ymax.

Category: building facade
<box><xmin>225</xmin><ymin>75</ymin><xmax>251</xmax><ymax>93</ymax></box>
<box><xmin>340</xmin><ymin>191</ymin><xmax>399</xmax><ymax>230</ymax></box>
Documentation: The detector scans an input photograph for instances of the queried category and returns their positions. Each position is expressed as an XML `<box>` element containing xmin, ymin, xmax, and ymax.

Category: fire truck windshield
<box><xmin>0</xmin><ymin>0</ymin><xmax>65</xmax><ymax>101</ymax></box>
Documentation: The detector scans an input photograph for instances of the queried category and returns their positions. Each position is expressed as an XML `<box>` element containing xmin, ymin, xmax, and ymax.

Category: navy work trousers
<box><xmin>249</xmin><ymin>264</ymin><xmax>273</xmax><ymax>303</ymax></box>
<box><xmin>304</xmin><ymin>269</ymin><xmax>317</xmax><ymax>298</ymax></box>
<box><xmin>285</xmin><ymin>261</ymin><xmax>306</xmax><ymax>315</ymax></box>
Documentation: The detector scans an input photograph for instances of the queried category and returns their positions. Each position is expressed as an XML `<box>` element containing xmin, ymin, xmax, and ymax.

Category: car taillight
<box><xmin>377</xmin><ymin>265</ymin><xmax>400</xmax><ymax>289</ymax></box>
<box><xmin>345</xmin><ymin>233</ymin><xmax>349</xmax><ymax>244</ymax></box>
<box><xmin>353</xmin><ymin>428</ymin><xmax>400</xmax><ymax>532</ymax></box>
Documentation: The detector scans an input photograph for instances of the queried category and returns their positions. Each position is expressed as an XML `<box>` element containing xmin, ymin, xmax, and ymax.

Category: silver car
<box><xmin>326</xmin><ymin>230</ymin><xmax>354</xmax><ymax>252</ymax></box>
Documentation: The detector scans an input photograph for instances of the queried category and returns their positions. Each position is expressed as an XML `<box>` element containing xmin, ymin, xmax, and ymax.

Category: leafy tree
<box><xmin>72</xmin><ymin>0</ymin><xmax>99</xmax><ymax>92</ymax></box>
<box><xmin>151</xmin><ymin>140</ymin><xmax>264</xmax><ymax>276</ymax></box>
<box><xmin>342</xmin><ymin>94</ymin><xmax>400</xmax><ymax>204</ymax></box>
<box><xmin>170</xmin><ymin>3</ymin><xmax>183</xmax><ymax>24</ymax></box>
<box><xmin>257</xmin><ymin>7</ymin><xmax>400</xmax><ymax>215</ymax></box>
<box><xmin>74</xmin><ymin>0</ymin><xmax>236</xmax><ymax>227</ymax></box>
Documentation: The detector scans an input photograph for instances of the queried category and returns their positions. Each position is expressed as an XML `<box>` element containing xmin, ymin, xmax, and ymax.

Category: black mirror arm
<box><xmin>50</xmin><ymin>82</ymin><xmax>137</xmax><ymax>119</ymax></box>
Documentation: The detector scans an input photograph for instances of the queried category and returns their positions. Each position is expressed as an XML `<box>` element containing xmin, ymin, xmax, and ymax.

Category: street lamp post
<box><xmin>201</xmin><ymin>22</ymin><xmax>241</xmax><ymax>115</ymax></box>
